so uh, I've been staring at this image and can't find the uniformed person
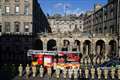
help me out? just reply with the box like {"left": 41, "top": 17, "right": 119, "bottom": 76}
{"left": 63, "top": 68, "right": 67, "bottom": 78}
{"left": 48, "top": 67, "right": 52, "bottom": 78}
{"left": 91, "top": 66, "right": 95, "bottom": 79}
{"left": 74, "top": 68, "right": 78, "bottom": 79}
{"left": 32, "top": 65, "right": 36, "bottom": 77}
{"left": 97, "top": 67, "right": 102, "bottom": 79}
{"left": 79, "top": 68, "right": 82, "bottom": 78}
{"left": 68, "top": 68, "right": 73, "bottom": 79}
{"left": 85, "top": 66, "right": 89, "bottom": 79}
{"left": 111, "top": 66, "right": 115, "bottom": 79}
{"left": 26, "top": 64, "right": 30, "bottom": 78}
{"left": 117, "top": 66, "right": 120, "bottom": 79}
{"left": 39, "top": 65, "right": 44, "bottom": 77}
{"left": 56, "top": 68, "right": 60, "bottom": 79}
{"left": 104, "top": 67, "right": 108, "bottom": 79}
{"left": 18, "top": 64, "right": 23, "bottom": 77}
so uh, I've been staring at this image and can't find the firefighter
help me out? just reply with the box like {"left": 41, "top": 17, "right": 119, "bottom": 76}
{"left": 91, "top": 66, "right": 95, "bottom": 79}
{"left": 97, "top": 67, "right": 102, "bottom": 79}
{"left": 104, "top": 67, "right": 108, "bottom": 79}
{"left": 111, "top": 66, "right": 115, "bottom": 79}
{"left": 18, "top": 64, "right": 23, "bottom": 77}
{"left": 32, "top": 65, "right": 36, "bottom": 77}
{"left": 26, "top": 64, "right": 30, "bottom": 78}
{"left": 85, "top": 66, "right": 89, "bottom": 79}
{"left": 39, "top": 65, "right": 44, "bottom": 77}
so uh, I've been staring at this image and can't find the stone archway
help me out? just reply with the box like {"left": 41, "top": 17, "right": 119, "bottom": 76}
{"left": 83, "top": 40, "right": 91, "bottom": 55}
{"left": 47, "top": 39, "right": 57, "bottom": 51}
{"left": 33, "top": 39, "right": 43, "bottom": 50}
{"left": 72, "top": 40, "right": 80, "bottom": 51}
{"left": 96, "top": 40, "right": 105, "bottom": 57}
{"left": 108, "top": 40, "right": 117, "bottom": 58}
{"left": 61, "top": 40, "right": 70, "bottom": 51}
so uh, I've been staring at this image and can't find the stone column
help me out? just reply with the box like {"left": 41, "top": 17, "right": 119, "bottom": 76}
{"left": 56, "top": 38, "right": 60, "bottom": 51}
{"left": 43, "top": 39, "right": 47, "bottom": 51}
{"left": 105, "top": 43, "right": 109, "bottom": 61}
{"left": 69, "top": 41, "right": 73, "bottom": 51}
{"left": 80, "top": 41, "right": 83, "bottom": 54}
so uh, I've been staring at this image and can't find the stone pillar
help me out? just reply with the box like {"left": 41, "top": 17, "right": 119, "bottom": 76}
{"left": 80, "top": 41, "right": 83, "bottom": 54}
{"left": 70, "top": 41, "right": 73, "bottom": 51}
{"left": 105, "top": 43, "right": 109, "bottom": 61}
{"left": 92, "top": 42, "right": 96, "bottom": 55}
{"left": 56, "top": 39, "right": 60, "bottom": 51}
{"left": 43, "top": 39, "right": 47, "bottom": 51}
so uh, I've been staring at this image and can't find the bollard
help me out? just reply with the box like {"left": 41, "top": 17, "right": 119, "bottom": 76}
{"left": 104, "top": 67, "right": 108, "bottom": 79}
{"left": 97, "top": 67, "right": 102, "bottom": 79}
{"left": 85, "top": 66, "right": 89, "bottom": 79}
{"left": 39, "top": 65, "right": 44, "bottom": 77}
{"left": 26, "top": 64, "right": 30, "bottom": 78}
{"left": 18, "top": 64, "right": 23, "bottom": 77}
{"left": 32, "top": 65, "right": 36, "bottom": 77}
{"left": 111, "top": 66, "right": 115, "bottom": 79}
{"left": 91, "top": 66, "right": 95, "bottom": 79}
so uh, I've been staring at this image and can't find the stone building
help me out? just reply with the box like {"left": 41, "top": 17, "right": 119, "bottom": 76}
{"left": 84, "top": 0, "right": 120, "bottom": 35}
{"left": 0, "top": 0, "right": 32, "bottom": 34}
{"left": 0, "top": 0, "right": 51, "bottom": 64}
{"left": 48, "top": 14, "right": 83, "bottom": 33}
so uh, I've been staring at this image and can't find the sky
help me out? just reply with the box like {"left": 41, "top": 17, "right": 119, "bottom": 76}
{"left": 38, "top": 0, "right": 107, "bottom": 16}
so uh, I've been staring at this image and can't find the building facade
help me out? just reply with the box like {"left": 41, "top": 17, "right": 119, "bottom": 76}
{"left": 48, "top": 15, "right": 83, "bottom": 33}
{"left": 0, "top": 0, "right": 51, "bottom": 64}
{"left": 33, "top": 0, "right": 51, "bottom": 34}
{"left": 0, "top": 0, "right": 33, "bottom": 34}
{"left": 84, "top": 0, "right": 120, "bottom": 35}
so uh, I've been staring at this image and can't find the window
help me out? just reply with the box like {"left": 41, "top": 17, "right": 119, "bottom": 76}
{"left": 24, "top": 5, "right": 29, "bottom": 15}
{"left": 5, "top": 6, "right": 10, "bottom": 14}
{"left": 24, "top": 22, "right": 29, "bottom": 32}
{"left": 14, "top": 22, "right": 20, "bottom": 32}
{"left": 15, "top": 5, "right": 19, "bottom": 14}
{"left": 5, "top": 22, "right": 10, "bottom": 32}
